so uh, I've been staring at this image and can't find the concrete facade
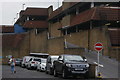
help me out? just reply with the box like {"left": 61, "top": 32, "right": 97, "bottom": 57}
{"left": 48, "top": 2, "right": 120, "bottom": 61}
{"left": 2, "top": 2, "right": 120, "bottom": 65}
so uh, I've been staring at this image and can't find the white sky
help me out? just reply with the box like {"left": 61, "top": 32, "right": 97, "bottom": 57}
{"left": 0, "top": 0, "right": 64, "bottom": 25}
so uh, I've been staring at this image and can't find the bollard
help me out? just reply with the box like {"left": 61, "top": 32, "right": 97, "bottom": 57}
{"left": 88, "top": 64, "right": 97, "bottom": 78}
{"left": 97, "top": 72, "right": 102, "bottom": 79}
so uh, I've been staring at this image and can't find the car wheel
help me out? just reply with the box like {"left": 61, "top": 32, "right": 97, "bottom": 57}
{"left": 49, "top": 68, "right": 53, "bottom": 75}
{"left": 21, "top": 64, "right": 24, "bottom": 68}
{"left": 53, "top": 68, "right": 58, "bottom": 77}
{"left": 40, "top": 67, "right": 42, "bottom": 72}
{"left": 37, "top": 68, "right": 39, "bottom": 71}
{"left": 45, "top": 70, "right": 48, "bottom": 74}
{"left": 84, "top": 71, "right": 89, "bottom": 79}
{"left": 62, "top": 69, "right": 67, "bottom": 79}
{"left": 27, "top": 65, "right": 29, "bottom": 69}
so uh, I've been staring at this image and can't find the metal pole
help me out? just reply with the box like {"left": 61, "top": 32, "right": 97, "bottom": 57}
{"left": 22, "top": 4, "right": 25, "bottom": 10}
{"left": 98, "top": 51, "right": 100, "bottom": 74}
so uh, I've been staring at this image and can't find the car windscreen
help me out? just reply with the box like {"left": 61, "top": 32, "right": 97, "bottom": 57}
{"left": 64, "top": 55, "right": 84, "bottom": 62}
{"left": 41, "top": 59, "right": 46, "bottom": 63}
{"left": 15, "top": 58, "right": 21, "bottom": 61}
{"left": 51, "top": 58, "right": 58, "bottom": 62}
{"left": 34, "top": 59, "right": 41, "bottom": 62}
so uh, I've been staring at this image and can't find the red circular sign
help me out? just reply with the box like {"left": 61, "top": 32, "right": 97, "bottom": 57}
{"left": 94, "top": 42, "right": 103, "bottom": 51}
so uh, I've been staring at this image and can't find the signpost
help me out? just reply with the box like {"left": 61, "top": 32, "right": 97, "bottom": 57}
{"left": 94, "top": 42, "right": 103, "bottom": 77}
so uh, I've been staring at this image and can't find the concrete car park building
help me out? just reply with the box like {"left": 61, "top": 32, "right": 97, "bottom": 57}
{"left": 1, "top": 1, "right": 120, "bottom": 64}
{"left": 47, "top": 2, "right": 120, "bottom": 60}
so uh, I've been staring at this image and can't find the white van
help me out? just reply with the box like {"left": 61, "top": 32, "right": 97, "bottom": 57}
{"left": 21, "top": 56, "right": 34, "bottom": 68}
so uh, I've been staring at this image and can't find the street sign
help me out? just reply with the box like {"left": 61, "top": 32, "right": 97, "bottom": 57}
{"left": 95, "top": 42, "right": 103, "bottom": 51}
{"left": 94, "top": 42, "right": 103, "bottom": 77}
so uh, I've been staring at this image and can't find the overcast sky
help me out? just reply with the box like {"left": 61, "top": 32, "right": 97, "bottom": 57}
{"left": 0, "top": 0, "right": 119, "bottom": 25}
{"left": 0, "top": 0, "right": 64, "bottom": 25}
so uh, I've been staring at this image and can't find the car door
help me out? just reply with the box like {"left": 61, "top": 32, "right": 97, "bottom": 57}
{"left": 28, "top": 58, "right": 32, "bottom": 68}
{"left": 57, "top": 55, "right": 64, "bottom": 73}
{"left": 46, "top": 57, "right": 51, "bottom": 71}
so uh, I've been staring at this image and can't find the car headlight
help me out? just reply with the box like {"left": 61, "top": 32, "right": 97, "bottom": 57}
{"left": 66, "top": 64, "right": 72, "bottom": 67}
{"left": 86, "top": 64, "right": 89, "bottom": 67}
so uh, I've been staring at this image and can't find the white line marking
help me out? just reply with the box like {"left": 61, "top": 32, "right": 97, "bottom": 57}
{"left": 95, "top": 46, "right": 103, "bottom": 48}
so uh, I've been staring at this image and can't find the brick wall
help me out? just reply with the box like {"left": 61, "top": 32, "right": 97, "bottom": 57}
{"left": 19, "top": 33, "right": 30, "bottom": 57}
{"left": 64, "top": 30, "right": 88, "bottom": 48}
{"left": 48, "top": 37, "right": 64, "bottom": 55}
{"left": 89, "top": 27, "right": 110, "bottom": 56}
{"left": 2, "top": 48, "right": 19, "bottom": 64}
{"left": 61, "top": 15, "right": 71, "bottom": 27}
{"left": 30, "top": 30, "right": 48, "bottom": 53}
{"left": 109, "top": 47, "right": 120, "bottom": 61}
{"left": 49, "top": 22, "right": 61, "bottom": 37}
{"left": 62, "top": 2, "right": 70, "bottom": 11}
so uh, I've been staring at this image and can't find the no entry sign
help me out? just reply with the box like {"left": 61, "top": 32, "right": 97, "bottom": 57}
{"left": 95, "top": 42, "right": 103, "bottom": 51}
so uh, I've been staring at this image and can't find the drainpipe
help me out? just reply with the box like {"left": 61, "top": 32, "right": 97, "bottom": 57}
{"left": 76, "top": 7, "right": 79, "bottom": 15}
{"left": 88, "top": 21, "right": 92, "bottom": 52}
{"left": 47, "top": 32, "right": 50, "bottom": 39}
{"left": 76, "top": 26, "right": 78, "bottom": 32}
{"left": 22, "top": 4, "right": 25, "bottom": 10}
{"left": 29, "top": 31, "right": 31, "bottom": 54}
{"left": 65, "top": 29, "right": 67, "bottom": 35}
{"left": 64, "top": 39, "right": 67, "bottom": 48}
{"left": 27, "top": 16, "right": 29, "bottom": 21}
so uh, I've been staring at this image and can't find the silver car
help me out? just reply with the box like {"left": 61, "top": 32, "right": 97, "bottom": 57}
{"left": 26, "top": 57, "right": 41, "bottom": 70}
{"left": 37, "top": 58, "right": 47, "bottom": 71}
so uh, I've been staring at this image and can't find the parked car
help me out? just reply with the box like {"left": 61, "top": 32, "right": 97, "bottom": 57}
{"left": 8, "top": 58, "right": 22, "bottom": 66}
{"left": 45, "top": 55, "right": 59, "bottom": 74}
{"left": 26, "top": 57, "right": 41, "bottom": 70}
{"left": 15, "top": 58, "right": 22, "bottom": 66}
{"left": 8, "top": 58, "right": 11, "bottom": 65}
{"left": 53, "top": 54, "right": 89, "bottom": 78}
{"left": 37, "top": 58, "right": 47, "bottom": 71}
{"left": 21, "top": 56, "right": 34, "bottom": 68}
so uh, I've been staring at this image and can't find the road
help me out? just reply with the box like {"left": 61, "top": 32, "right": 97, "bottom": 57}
{"left": 1, "top": 52, "right": 119, "bottom": 79}
{"left": 84, "top": 51, "right": 119, "bottom": 78}
{"left": 2, "top": 65, "right": 57, "bottom": 79}
{"left": 2, "top": 65, "right": 85, "bottom": 79}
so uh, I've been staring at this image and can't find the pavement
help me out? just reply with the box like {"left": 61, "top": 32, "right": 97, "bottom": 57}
{"left": 84, "top": 51, "right": 119, "bottom": 78}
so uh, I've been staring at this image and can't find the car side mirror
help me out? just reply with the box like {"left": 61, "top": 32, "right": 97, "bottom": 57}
{"left": 83, "top": 57, "right": 87, "bottom": 62}
{"left": 84, "top": 59, "right": 87, "bottom": 62}
{"left": 59, "top": 58, "right": 63, "bottom": 62}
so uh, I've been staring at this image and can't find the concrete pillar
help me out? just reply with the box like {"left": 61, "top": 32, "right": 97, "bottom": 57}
{"left": 76, "top": 7, "right": 79, "bottom": 15}
{"left": 91, "top": 2, "right": 94, "bottom": 8}
{"left": 65, "top": 29, "right": 67, "bottom": 35}
{"left": 27, "top": 16, "right": 29, "bottom": 21}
